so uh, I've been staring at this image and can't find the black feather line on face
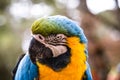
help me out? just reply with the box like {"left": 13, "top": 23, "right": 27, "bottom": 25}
{"left": 29, "top": 38, "right": 71, "bottom": 71}
{"left": 39, "top": 46, "right": 71, "bottom": 71}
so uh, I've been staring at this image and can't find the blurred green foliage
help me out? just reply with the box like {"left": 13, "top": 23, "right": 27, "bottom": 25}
{"left": 0, "top": 0, "right": 10, "bottom": 11}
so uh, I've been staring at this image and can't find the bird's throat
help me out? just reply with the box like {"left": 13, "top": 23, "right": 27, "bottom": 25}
{"left": 37, "top": 37, "right": 87, "bottom": 80}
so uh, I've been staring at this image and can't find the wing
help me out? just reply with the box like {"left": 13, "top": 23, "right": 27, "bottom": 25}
{"left": 12, "top": 53, "right": 25, "bottom": 79}
{"left": 83, "top": 62, "right": 93, "bottom": 80}
{"left": 12, "top": 53, "right": 38, "bottom": 80}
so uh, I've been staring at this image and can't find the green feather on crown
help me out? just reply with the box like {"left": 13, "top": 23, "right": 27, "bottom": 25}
{"left": 31, "top": 17, "right": 68, "bottom": 36}
{"left": 31, "top": 15, "right": 87, "bottom": 43}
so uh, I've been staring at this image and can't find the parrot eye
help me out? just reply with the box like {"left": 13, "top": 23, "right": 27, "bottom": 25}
{"left": 56, "top": 34, "right": 67, "bottom": 41}
{"left": 56, "top": 35, "right": 62, "bottom": 39}
{"left": 45, "top": 34, "right": 67, "bottom": 45}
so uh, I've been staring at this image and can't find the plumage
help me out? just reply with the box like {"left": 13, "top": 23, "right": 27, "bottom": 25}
{"left": 13, "top": 15, "right": 92, "bottom": 80}
{"left": 37, "top": 37, "right": 87, "bottom": 80}
{"left": 13, "top": 53, "right": 38, "bottom": 80}
{"left": 31, "top": 15, "right": 87, "bottom": 43}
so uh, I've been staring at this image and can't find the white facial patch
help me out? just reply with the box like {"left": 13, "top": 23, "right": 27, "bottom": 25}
{"left": 32, "top": 34, "right": 68, "bottom": 57}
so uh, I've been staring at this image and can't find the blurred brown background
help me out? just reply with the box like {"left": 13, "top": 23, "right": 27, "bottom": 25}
{"left": 0, "top": 0, "right": 120, "bottom": 80}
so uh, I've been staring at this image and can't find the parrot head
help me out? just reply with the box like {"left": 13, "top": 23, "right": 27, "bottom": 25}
{"left": 29, "top": 15, "right": 88, "bottom": 71}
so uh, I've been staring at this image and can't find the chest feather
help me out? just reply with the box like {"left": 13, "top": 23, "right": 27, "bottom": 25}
{"left": 37, "top": 37, "right": 87, "bottom": 80}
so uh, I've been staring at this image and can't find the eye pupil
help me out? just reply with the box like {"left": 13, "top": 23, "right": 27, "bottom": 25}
{"left": 57, "top": 36, "right": 61, "bottom": 39}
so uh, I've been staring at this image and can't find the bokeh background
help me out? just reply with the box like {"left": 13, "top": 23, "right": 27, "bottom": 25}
{"left": 0, "top": 0, "right": 120, "bottom": 80}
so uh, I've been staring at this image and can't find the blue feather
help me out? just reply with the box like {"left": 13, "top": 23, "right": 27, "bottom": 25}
{"left": 48, "top": 15, "right": 88, "bottom": 43}
{"left": 85, "top": 62, "right": 93, "bottom": 80}
{"left": 14, "top": 53, "right": 38, "bottom": 80}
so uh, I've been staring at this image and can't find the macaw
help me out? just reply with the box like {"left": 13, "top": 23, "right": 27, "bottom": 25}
{"left": 12, "top": 15, "right": 92, "bottom": 80}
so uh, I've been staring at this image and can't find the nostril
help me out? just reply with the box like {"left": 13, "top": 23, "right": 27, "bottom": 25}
{"left": 33, "top": 34, "right": 45, "bottom": 42}
{"left": 38, "top": 35, "right": 43, "bottom": 40}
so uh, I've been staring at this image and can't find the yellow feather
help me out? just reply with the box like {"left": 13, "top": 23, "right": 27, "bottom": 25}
{"left": 37, "top": 37, "right": 87, "bottom": 80}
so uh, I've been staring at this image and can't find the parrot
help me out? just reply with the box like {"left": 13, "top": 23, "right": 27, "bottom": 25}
{"left": 12, "top": 15, "right": 92, "bottom": 80}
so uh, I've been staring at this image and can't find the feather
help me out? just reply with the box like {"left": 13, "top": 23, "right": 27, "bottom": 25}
{"left": 14, "top": 53, "right": 38, "bottom": 80}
